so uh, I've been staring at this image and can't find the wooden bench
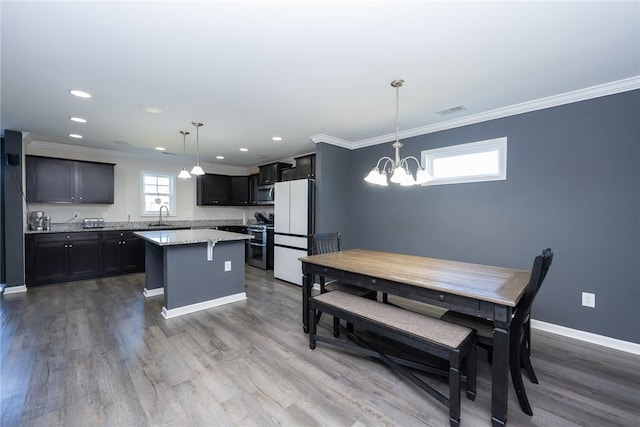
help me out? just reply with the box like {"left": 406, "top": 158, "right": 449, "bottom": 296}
{"left": 309, "top": 290, "right": 476, "bottom": 427}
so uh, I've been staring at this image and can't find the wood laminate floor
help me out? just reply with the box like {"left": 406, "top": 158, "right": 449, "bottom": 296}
{"left": 2, "top": 267, "right": 639, "bottom": 427}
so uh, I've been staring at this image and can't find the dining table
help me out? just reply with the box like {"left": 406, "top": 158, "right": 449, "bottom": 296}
{"left": 299, "top": 249, "right": 531, "bottom": 427}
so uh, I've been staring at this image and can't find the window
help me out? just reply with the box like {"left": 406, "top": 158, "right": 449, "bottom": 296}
{"left": 140, "top": 171, "right": 176, "bottom": 216}
{"left": 421, "top": 137, "right": 507, "bottom": 186}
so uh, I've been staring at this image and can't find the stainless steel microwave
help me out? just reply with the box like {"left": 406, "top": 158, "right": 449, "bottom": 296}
{"left": 256, "top": 184, "right": 275, "bottom": 205}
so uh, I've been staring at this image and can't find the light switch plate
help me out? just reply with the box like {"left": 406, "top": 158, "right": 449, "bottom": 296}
{"left": 582, "top": 292, "right": 595, "bottom": 308}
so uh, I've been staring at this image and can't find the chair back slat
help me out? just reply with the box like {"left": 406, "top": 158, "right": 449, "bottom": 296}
{"left": 312, "top": 233, "right": 342, "bottom": 255}
{"left": 512, "top": 248, "right": 554, "bottom": 330}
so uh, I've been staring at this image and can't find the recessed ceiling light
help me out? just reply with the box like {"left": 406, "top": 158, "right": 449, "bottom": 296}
{"left": 139, "top": 105, "right": 163, "bottom": 114}
{"left": 240, "top": 148, "right": 248, "bottom": 152}
{"left": 272, "top": 136, "right": 282, "bottom": 141}
{"left": 216, "top": 156, "right": 224, "bottom": 160}
{"left": 69, "top": 133, "right": 83, "bottom": 139}
{"left": 155, "top": 147, "right": 166, "bottom": 151}
{"left": 69, "top": 117, "right": 87, "bottom": 123}
{"left": 69, "top": 89, "right": 91, "bottom": 98}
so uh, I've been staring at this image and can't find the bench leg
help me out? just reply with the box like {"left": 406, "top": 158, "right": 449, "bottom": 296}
{"left": 465, "top": 345, "right": 476, "bottom": 401}
{"left": 449, "top": 358, "right": 461, "bottom": 426}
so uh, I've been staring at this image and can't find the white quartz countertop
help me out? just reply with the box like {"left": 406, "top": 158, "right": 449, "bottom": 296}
{"left": 134, "top": 229, "right": 252, "bottom": 246}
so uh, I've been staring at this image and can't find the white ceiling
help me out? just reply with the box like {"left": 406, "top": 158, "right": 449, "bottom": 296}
{"left": 2, "top": 1, "right": 639, "bottom": 168}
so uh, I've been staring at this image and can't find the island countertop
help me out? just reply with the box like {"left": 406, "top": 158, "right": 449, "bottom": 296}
{"left": 134, "top": 229, "right": 252, "bottom": 246}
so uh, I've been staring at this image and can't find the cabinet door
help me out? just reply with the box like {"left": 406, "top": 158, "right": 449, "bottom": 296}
{"left": 77, "top": 162, "right": 114, "bottom": 203}
{"left": 229, "top": 176, "right": 249, "bottom": 205}
{"left": 120, "top": 236, "right": 143, "bottom": 273}
{"left": 249, "top": 174, "right": 259, "bottom": 205}
{"left": 30, "top": 241, "right": 67, "bottom": 283}
{"left": 101, "top": 238, "right": 122, "bottom": 275}
{"left": 197, "top": 174, "right": 230, "bottom": 205}
{"left": 26, "top": 156, "right": 76, "bottom": 203}
{"left": 295, "top": 155, "right": 315, "bottom": 179}
{"left": 67, "top": 239, "right": 101, "bottom": 280}
{"left": 258, "top": 164, "right": 276, "bottom": 185}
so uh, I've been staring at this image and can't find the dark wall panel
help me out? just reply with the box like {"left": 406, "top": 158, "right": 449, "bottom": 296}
{"left": 338, "top": 90, "right": 639, "bottom": 343}
{"left": 1, "top": 130, "right": 25, "bottom": 287}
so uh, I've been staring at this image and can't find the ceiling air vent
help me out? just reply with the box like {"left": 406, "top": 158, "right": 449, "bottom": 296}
{"left": 435, "top": 105, "right": 467, "bottom": 116}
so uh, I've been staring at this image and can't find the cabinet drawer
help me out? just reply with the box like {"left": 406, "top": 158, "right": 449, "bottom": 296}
{"left": 31, "top": 232, "right": 100, "bottom": 243}
{"left": 102, "top": 230, "right": 136, "bottom": 239}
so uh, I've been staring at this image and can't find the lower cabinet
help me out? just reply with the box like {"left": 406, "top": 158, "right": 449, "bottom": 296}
{"left": 25, "top": 230, "right": 145, "bottom": 286}
{"left": 101, "top": 231, "right": 144, "bottom": 275}
{"left": 26, "top": 232, "right": 101, "bottom": 285}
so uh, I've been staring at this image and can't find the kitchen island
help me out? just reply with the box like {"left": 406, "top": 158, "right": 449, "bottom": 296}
{"left": 134, "top": 229, "right": 252, "bottom": 319}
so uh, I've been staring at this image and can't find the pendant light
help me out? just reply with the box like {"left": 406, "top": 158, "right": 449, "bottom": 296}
{"left": 364, "top": 79, "right": 430, "bottom": 186}
{"left": 190, "top": 121, "right": 205, "bottom": 175}
{"left": 178, "top": 130, "right": 191, "bottom": 179}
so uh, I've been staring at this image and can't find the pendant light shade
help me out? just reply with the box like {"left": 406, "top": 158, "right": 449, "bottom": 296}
{"left": 178, "top": 130, "right": 191, "bottom": 179}
{"left": 190, "top": 121, "right": 205, "bottom": 175}
{"left": 364, "top": 79, "right": 431, "bottom": 187}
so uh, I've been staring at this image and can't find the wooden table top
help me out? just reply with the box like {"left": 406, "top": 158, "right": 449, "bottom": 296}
{"left": 299, "top": 249, "right": 531, "bottom": 307}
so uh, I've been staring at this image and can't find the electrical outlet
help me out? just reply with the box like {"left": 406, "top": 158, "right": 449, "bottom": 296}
{"left": 582, "top": 292, "right": 596, "bottom": 308}
{"left": 224, "top": 261, "right": 231, "bottom": 272}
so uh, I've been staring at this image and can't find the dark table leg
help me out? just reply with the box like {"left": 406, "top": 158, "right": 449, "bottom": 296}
{"left": 302, "top": 272, "right": 311, "bottom": 333}
{"left": 491, "top": 306, "right": 512, "bottom": 426}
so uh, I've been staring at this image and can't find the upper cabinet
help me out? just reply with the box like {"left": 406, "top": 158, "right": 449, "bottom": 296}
{"left": 295, "top": 154, "right": 315, "bottom": 179}
{"left": 258, "top": 162, "right": 291, "bottom": 186}
{"left": 196, "top": 173, "right": 230, "bottom": 205}
{"left": 26, "top": 155, "right": 115, "bottom": 204}
{"left": 229, "top": 175, "right": 250, "bottom": 206}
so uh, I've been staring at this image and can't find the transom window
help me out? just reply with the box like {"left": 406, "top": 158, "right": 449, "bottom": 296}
{"left": 140, "top": 171, "right": 175, "bottom": 216}
{"left": 421, "top": 137, "right": 507, "bottom": 186}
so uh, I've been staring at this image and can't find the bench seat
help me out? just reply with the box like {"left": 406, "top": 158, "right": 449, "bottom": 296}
{"left": 309, "top": 290, "right": 476, "bottom": 426}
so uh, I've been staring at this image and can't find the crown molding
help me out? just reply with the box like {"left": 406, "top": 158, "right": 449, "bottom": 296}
{"left": 309, "top": 134, "right": 353, "bottom": 149}
{"left": 322, "top": 76, "right": 640, "bottom": 150}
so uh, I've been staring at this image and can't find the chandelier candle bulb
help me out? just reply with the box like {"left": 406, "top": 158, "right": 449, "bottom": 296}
{"left": 364, "top": 79, "right": 431, "bottom": 187}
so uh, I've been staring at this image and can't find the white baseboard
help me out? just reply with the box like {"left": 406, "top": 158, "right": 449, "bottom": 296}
{"left": 161, "top": 292, "right": 247, "bottom": 319}
{"left": 531, "top": 319, "right": 640, "bottom": 356}
{"left": 3, "top": 285, "right": 28, "bottom": 295}
{"left": 143, "top": 287, "right": 164, "bottom": 297}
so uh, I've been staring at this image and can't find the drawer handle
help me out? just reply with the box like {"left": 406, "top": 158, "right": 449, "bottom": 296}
{"left": 439, "top": 294, "right": 446, "bottom": 301}
{"left": 371, "top": 279, "right": 377, "bottom": 284}
{"left": 66, "top": 235, "right": 71, "bottom": 239}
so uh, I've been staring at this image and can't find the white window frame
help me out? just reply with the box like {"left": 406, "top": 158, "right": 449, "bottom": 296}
{"left": 140, "top": 171, "right": 176, "bottom": 216}
{"left": 421, "top": 137, "right": 507, "bottom": 186}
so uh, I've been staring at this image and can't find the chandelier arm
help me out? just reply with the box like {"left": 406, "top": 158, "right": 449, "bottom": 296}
{"left": 400, "top": 156, "right": 423, "bottom": 168}
{"left": 375, "top": 156, "right": 395, "bottom": 171}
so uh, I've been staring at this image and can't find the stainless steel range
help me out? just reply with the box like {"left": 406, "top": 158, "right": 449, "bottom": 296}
{"left": 246, "top": 223, "right": 274, "bottom": 269}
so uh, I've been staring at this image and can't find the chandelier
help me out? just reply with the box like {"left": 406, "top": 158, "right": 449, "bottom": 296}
{"left": 364, "top": 79, "right": 430, "bottom": 186}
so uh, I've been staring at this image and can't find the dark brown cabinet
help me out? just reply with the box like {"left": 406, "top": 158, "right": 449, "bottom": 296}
{"left": 258, "top": 162, "right": 291, "bottom": 186}
{"left": 249, "top": 174, "right": 259, "bottom": 205}
{"left": 281, "top": 167, "right": 297, "bottom": 182}
{"left": 295, "top": 154, "right": 315, "bottom": 179}
{"left": 26, "top": 155, "right": 115, "bottom": 204}
{"left": 229, "top": 175, "right": 250, "bottom": 206}
{"left": 101, "top": 231, "right": 144, "bottom": 275}
{"left": 196, "top": 174, "right": 230, "bottom": 205}
{"left": 25, "top": 232, "right": 101, "bottom": 285}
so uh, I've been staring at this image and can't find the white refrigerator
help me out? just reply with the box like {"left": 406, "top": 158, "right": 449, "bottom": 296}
{"left": 273, "top": 179, "right": 314, "bottom": 286}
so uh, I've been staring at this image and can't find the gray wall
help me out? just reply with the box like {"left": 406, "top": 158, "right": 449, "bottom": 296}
{"left": 317, "top": 90, "right": 640, "bottom": 344}
{"left": 1, "top": 130, "right": 25, "bottom": 287}
{"left": 315, "top": 142, "right": 354, "bottom": 248}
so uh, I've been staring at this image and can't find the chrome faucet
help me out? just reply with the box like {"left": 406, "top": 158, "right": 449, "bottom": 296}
{"left": 158, "top": 205, "right": 169, "bottom": 225}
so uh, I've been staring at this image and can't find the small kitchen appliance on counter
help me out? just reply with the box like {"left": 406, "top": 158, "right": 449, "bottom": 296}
{"left": 83, "top": 218, "right": 105, "bottom": 229}
{"left": 29, "top": 211, "right": 45, "bottom": 231}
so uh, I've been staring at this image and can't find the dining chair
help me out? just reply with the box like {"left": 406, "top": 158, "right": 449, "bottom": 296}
{"left": 312, "top": 233, "right": 378, "bottom": 335}
{"left": 440, "top": 248, "right": 553, "bottom": 416}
